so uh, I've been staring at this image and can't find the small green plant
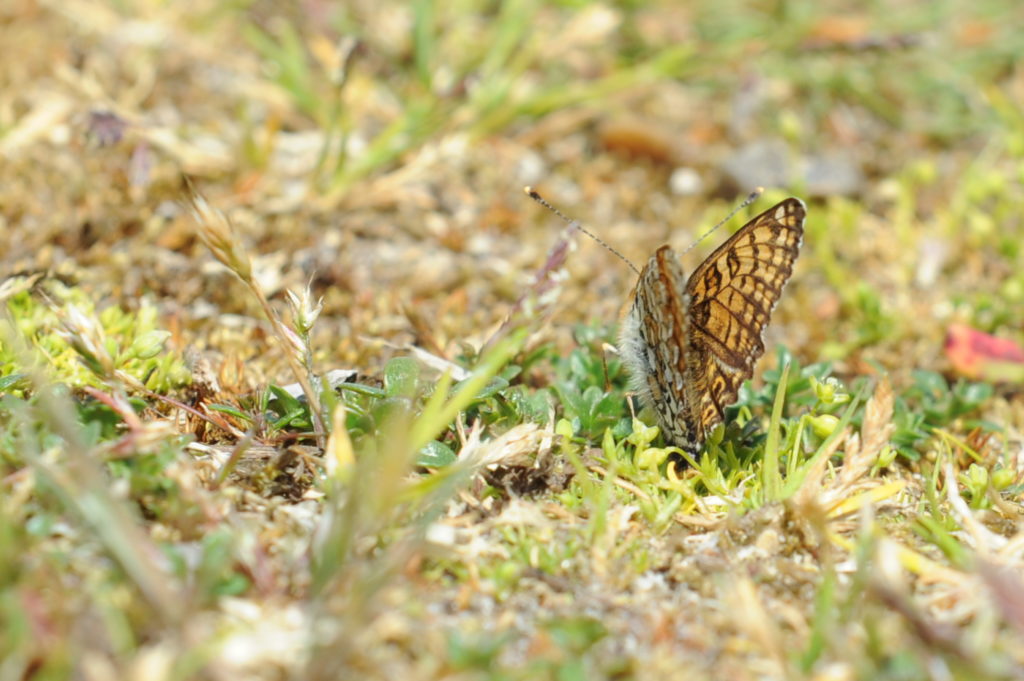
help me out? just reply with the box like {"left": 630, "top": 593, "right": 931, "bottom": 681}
{"left": 548, "top": 326, "right": 632, "bottom": 442}
{"left": 445, "top": 630, "right": 510, "bottom": 674}
{"left": 891, "top": 370, "right": 993, "bottom": 459}
{"left": 2, "top": 284, "right": 190, "bottom": 393}
{"left": 957, "top": 462, "right": 1015, "bottom": 510}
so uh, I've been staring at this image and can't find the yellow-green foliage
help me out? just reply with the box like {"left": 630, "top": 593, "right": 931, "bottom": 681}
{"left": 2, "top": 282, "right": 190, "bottom": 393}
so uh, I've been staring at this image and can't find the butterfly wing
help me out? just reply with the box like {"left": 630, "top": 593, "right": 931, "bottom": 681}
{"left": 682, "top": 198, "right": 805, "bottom": 445}
{"left": 618, "top": 246, "right": 696, "bottom": 449}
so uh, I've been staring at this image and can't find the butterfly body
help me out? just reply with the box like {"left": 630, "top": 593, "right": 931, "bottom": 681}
{"left": 618, "top": 198, "right": 805, "bottom": 454}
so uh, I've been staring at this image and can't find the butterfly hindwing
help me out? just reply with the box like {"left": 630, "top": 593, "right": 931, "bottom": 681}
{"left": 621, "top": 246, "right": 695, "bottom": 448}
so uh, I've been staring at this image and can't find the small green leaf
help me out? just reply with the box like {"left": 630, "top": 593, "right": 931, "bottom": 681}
{"left": 452, "top": 375, "right": 508, "bottom": 401}
{"left": 0, "top": 374, "right": 27, "bottom": 392}
{"left": 542, "top": 615, "right": 607, "bottom": 652}
{"left": 268, "top": 384, "right": 303, "bottom": 411}
{"left": 416, "top": 440, "right": 456, "bottom": 467}
{"left": 127, "top": 330, "right": 171, "bottom": 360}
{"left": 337, "top": 382, "right": 387, "bottom": 399}
{"left": 384, "top": 357, "right": 420, "bottom": 398}
{"left": 911, "top": 370, "right": 948, "bottom": 398}
{"left": 956, "top": 381, "right": 993, "bottom": 408}
{"left": 206, "top": 403, "right": 251, "bottom": 422}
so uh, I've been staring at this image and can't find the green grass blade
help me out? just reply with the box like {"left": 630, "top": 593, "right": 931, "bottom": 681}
{"left": 761, "top": 362, "right": 790, "bottom": 502}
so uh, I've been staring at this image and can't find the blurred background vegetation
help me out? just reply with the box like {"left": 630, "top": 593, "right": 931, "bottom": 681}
{"left": 2, "top": 1, "right": 1024, "bottom": 679}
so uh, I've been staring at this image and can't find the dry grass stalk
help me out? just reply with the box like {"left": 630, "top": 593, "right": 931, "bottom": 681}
{"left": 186, "top": 185, "right": 327, "bottom": 447}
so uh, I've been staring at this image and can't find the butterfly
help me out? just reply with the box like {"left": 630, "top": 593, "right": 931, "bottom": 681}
{"left": 618, "top": 198, "right": 805, "bottom": 454}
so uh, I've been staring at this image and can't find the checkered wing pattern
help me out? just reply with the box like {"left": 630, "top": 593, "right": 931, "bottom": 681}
{"left": 620, "top": 198, "right": 805, "bottom": 453}
{"left": 682, "top": 198, "right": 805, "bottom": 448}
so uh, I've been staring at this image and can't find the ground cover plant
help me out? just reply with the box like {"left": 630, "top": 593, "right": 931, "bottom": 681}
{"left": 2, "top": 1, "right": 1024, "bottom": 679}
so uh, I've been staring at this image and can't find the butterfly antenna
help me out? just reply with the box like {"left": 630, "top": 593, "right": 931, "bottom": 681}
{"left": 525, "top": 187, "right": 640, "bottom": 275}
{"left": 680, "top": 187, "right": 764, "bottom": 256}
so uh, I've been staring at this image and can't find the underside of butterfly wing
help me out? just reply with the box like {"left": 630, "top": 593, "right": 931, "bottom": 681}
{"left": 619, "top": 246, "right": 702, "bottom": 453}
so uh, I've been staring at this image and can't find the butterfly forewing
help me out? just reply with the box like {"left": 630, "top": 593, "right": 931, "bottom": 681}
{"left": 683, "top": 198, "right": 805, "bottom": 444}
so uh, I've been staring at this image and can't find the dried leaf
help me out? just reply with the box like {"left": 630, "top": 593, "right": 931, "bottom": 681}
{"left": 944, "top": 323, "right": 1024, "bottom": 383}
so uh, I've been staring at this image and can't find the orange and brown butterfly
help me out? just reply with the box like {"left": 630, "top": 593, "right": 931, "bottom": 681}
{"left": 617, "top": 197, "right": 805, "bottom": 454}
